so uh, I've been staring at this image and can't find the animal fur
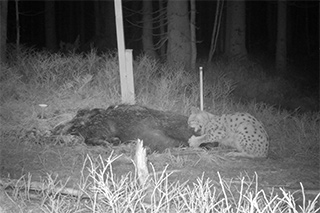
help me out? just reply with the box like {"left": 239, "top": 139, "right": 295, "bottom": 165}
{"left": 53, "top": 104, "right": 193, "bottom": 152}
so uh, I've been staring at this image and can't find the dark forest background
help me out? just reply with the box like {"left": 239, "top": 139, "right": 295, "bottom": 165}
{"left": 1, "top": 0, "right": 319, "bottom": 101}
{"left": 5, "top": 1, "right": 318, "bottom": 59}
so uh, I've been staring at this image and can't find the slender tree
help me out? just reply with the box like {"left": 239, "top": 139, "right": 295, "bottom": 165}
{"left": 166, "top": 0, "right": 191, "bottom": 68}
{"left": 267, "top": 2, "right": 277, "bottom": 54}
{"left": 142, "top": 0, "right": 158, "bottom": 59}
{"left": 15, "top": 0, "right": 20, "bottom": 47}
{"left": 94, "top": 1, "right": 100, "bottom": 36}
{"left": 0, "top": 0, "right": 8, "bottom": 63}
{"left": 45, "top": 0, "right": 57, "bottom": 51}
{"left": 89, "top": 1, "right": 116, "bottom": 51}
{"left": 79, "top": 1, "right": 85, "bottom": 44}
{"left": 67, "top": 2, "right": 74, "bottom": 42}
{"left": 276, "top": 0, "right": 287, "bottom": 74}
{"left": 105, "top": 1, "right": 116, "bottom": 49}
{"left": 158, "top": 0, "right": 166, "bottom": 60}
{"left": 225, "top": 0, "right": 247, "bottom": 58}
{"left": 208, "top": 0, "right": 224, "bottom": 63}
{"left": 190, "top": 0, "right": 197, "bottom": 70}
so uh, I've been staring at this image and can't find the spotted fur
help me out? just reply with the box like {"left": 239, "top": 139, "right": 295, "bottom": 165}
{"left": 188, "top": 107, "right": 269, "bottom": 158}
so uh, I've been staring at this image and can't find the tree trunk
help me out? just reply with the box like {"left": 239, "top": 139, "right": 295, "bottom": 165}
{"left": 68, "top": 2, "right": 74, "bottom": 42}
{"left": 142, "top": 0, "right": 158, "bottom": 59}
{"left": 94, "top": 1, "right": 100, "bottom": 36}
{"left": 15, "top": 0, "right": 20, "bottom": 47}
{"left": 190, "top": 0, "right": 197, "bottom": 70}
{"left": 104, "top": 1, "right": 116, "bottom": 49}
{"left": 90, "top": 1, "right": 116, "bottom": 51}
{"left": 267, "top": 2, "right": 277, "bottom": 53}
{"left": 0, "top": 0, "right": 8, "bottom": 63}
{"left": 276, "top": 0, "right": 287, "bottom": 74}
{"left": 167, "top": 0, "right": 191, "bottom": 68}
{"left": 218, "top": 5, "right": 226, "bottom": 55}
{"left": 45, "top": 0, "right": 57, "bottom": 51}
{"left": 208, "top": 0, "right": 224, "bottom": 63}
{"left": 225, "top": 0, "right": 247, "bottom": 59}
{"left": 158, "top": 0, "right": 166, "bottom": 60}
{"left": 80, "top": 1, "right": 85, "bottom": 44}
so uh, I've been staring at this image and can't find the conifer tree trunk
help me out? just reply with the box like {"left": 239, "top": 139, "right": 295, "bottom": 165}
{"left": 0, "top": 0, "right": 8, "bottom": 63}
{"left": 67, "top": 2, "right": 74, "bottom": 42}
{"left": 158, "top": 0, "right": 166, "bottom": 60}
{"left": 225, "top": 0, "right": 247, "bottom": 58}
{"left": 190, "top": 0, "right": 197, "bottom": 70}
{"left": 94, "top": 1, "right": 100, "bottom": 36}
{"left": 45, "top": 0, "right": 57, "bottom": 51}
{"left": 142, "top": 0, "right": 158, "bottom": 59}
{"left": 276, "top": 0, "right": 287, "bottom": 74}
{"left": 167, "top": 0, "right": 191, "bottom": 68}
{"left": 103, "top": 1, "right": 116, "bottom": 47}
{"left": 267, "top": 2, "right": 277, "bottom": 53}
{"left": 79, "top": 1, "right": 85, "bottom": 44}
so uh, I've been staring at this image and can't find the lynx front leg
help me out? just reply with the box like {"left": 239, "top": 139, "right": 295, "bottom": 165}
{"left": 188, "top": 134, "right": 208, "bottom": 147}
{"left": 225, "top": 151, "right": 267, "bottom": 159}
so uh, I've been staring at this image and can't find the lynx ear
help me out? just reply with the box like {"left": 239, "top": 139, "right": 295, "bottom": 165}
{"left": 190, "top": 106, "right": 201, "bottom": 114}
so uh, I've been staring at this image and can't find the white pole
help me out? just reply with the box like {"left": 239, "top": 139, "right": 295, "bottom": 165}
{"left": 125, "top": 49, "right": 135, "bottom": 104}
{"left": 199, "top": 67, "right": 203, "bottom": 111}
{"left": 114, "top": 0, "right": 131, "bottom": 103}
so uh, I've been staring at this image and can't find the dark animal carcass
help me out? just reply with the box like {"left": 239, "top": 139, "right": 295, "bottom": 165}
{"left": 53, "top": 104, "right": 193, "bottom": 152}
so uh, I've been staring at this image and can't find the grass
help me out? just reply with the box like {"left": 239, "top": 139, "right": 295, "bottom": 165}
{"left": 0, "top": 47, "right": 319, "bottom": 212}
{"left": 1, "top": 153, "right": 319, "bottom": 213}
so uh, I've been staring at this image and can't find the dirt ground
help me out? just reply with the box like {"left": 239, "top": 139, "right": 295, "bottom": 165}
{"left": 1, "top": 134, "right": 319, "bottom": 212}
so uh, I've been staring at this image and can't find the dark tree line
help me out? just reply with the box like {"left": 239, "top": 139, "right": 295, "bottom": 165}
{"left": 1, "top": 0, "right": 318, "bottom": 75}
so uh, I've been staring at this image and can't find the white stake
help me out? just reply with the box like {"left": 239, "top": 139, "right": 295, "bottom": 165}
{"left": 115, "top": 0, "right": 135, "bottom": 104}
{"left": 199, "top": 67, "right": 203, "bottom": 111}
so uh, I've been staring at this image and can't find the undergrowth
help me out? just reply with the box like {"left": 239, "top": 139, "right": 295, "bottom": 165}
{"left": 0, "top": 48, "right": 319, "bottom": 212}
{"left": 0, "top": 48, "right": 319, "bottom": 157}
{"left": 2, "top": 153, "right": 319, "bottom": 213}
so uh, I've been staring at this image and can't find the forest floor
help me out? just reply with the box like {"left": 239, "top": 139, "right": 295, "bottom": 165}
{"left": 0, "top": 52, "right": 319, "bottom": 212}
{"left": 1, "top": 136, "right": 319, "bottom": 212}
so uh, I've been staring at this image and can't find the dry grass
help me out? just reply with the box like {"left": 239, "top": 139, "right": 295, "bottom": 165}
{"left": 1, "top": 153, "right": 319, "bottom": 213}
{"left": 0, "top": 49, "right": 319, "bottom": 212}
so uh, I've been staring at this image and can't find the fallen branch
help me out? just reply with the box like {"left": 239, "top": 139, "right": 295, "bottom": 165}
{"left": 0, "top": 177, "right": 85, "bottom": 198}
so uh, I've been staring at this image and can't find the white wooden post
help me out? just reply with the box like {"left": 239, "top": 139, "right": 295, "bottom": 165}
{"left": 199, "top": 67, "right": 203, "bottom": 110}
{"left": 114, "top": 0, "right": 135, "bottom": 104}
{"left": 125, "top": 49, "right": 135, "bottom": 103}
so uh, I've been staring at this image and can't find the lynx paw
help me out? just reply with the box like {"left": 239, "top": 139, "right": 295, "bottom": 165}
{"left": 188, "top": 135, "right": 202, "bottom": 147}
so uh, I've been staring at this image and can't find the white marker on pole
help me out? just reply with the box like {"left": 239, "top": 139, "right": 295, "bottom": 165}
{"left": 199, "top": 67, "right": 203, "bottom": 111}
